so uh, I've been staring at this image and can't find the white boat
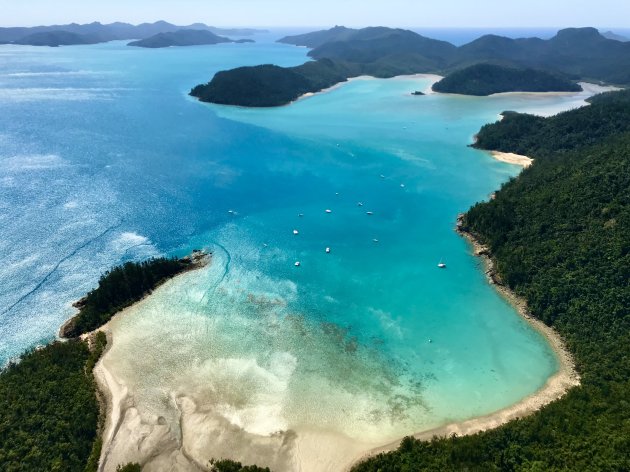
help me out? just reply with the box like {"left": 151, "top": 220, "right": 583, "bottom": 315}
{"left": 357, "top": 202, "right": 364, "bottom": 207}
{"left": 400, "top": 184, "right": 405, "bottom": 188}
{"left": 437, "top": 260, "right": 446, "bottom": 269}
{"left": 373, "top": 238, "right": 379, "bottom": 243}
{"left": 298, "top": 213, "right": 304, "bottom": 217}
{"left": 366, "top": 211, "right": 374, "bottom": 215}
{"left": 294, "top": 261, "right": 301, "bottom": 267}
{"left": 293, "top": 229, "right": 299, "bottom": 235}
{"left": 325, "top": 247, "right": 331, "bottom": 253}
{"left": 325, "top": 209, "right": 332, "bottom": 213}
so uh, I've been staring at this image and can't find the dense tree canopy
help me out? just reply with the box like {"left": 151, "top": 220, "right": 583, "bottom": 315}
{"left": 190, "top": 59, "right": 355, "bottom": 107}
{"left": 0, "top": 337, "right": 105, "bottom": 472}
{"left": 432, "top": 64, "right": 581, "bottom": 96}
{"left": 474, "top": 89, "right": 630, "bottom": 156}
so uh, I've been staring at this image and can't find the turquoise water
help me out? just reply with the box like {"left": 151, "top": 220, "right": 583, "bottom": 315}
{"left": 0, "top": 36, "right": 594, "bottom": 451}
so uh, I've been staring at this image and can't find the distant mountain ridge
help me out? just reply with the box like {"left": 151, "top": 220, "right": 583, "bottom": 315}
{"left": 193, "top": 26, "right": 629, "bottom": 107}
{"left": 602, "top": 30, "right": 629, "bottom": 42}
{"left": 128, "top": 30, "right": 254, "bottom": 48}
{"left": 280, "top": 26, "right": 630, "bottom": 84}
{"left": 0, "top": 21, "right": 266, "bottom": 46}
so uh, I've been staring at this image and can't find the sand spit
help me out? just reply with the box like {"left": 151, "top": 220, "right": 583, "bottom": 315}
{"left": 94, "top": 322, "right": 380, "bottom": 471}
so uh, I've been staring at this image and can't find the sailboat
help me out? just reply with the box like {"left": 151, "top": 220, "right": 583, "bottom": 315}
{"left": 437, "top": 259, "right": 446, "bottom": 269}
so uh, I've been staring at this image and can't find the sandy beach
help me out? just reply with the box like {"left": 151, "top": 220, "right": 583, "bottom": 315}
{"left": 91, "top": 234, "right": 580, "bottom": 472}
{"left": 489, "top": 151, "right": 534, "bottom": 167}
{"left": 294, "top": 73, "right": 443, "bottom": 104}
{"left": 348, "top": 224, "right": 581, "bottom": 468}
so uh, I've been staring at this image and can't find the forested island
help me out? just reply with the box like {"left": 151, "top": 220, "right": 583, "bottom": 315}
{"left": 128, "top": 30, "right": 254, "bottom": 48}
{"left": 432, "top": 64, "right": 582, "bottom": 95}
{"left": 353, "top": 90, "right": 630, "bottom": 471}
{"left": 190, "top": 59, "right": 354, "bottom": 106}
{"left": 0, "top": 21, "right": 264, "bottom": 47}
{"left": 191, "top": 26, "right": 630, "bottom": 107}
{"left": 12, "top": 31, "right": 104, "bottom": 47}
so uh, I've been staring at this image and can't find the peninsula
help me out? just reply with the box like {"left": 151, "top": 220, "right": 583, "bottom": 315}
{"left": 0, "top": 252, "right": 212, "bottom": 471}
{"left": 191, "top": 26, "right": 630, "bottom": 107}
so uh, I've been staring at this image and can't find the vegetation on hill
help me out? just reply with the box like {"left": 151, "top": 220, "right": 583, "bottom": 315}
{"left": 196, "top": 26, "right": 630, "bottom": 107}
{"left": 62, "top": 256, "right": 202, "bottom": 338}
{"left": 474, "top": 89, "right": 630, "bottom": 156}
{"left": 278, "top": 25, "right": 359, "bottom": 48}
{"left": 190, "top": 59, "right": 355, "bottom": 107}
{"left": 354, "top": 90, "right": 630, "bottom": 471}
{"left": 432, "top": 64, "right": 582, "bottom": 95}
{"left": 210, "top": 459, "right": 271, "bottom": 472}
{"left": 0, "top": 336, "right": 106, "bottom": 472}
{"left": 128, "top": 29, "right": 252, "bottom": 48}
{"left": 116, "top": 463, "right": 142, "bottom": 472}
{"left": 0, "top": 22, "right": 264, "bottom": 46}
{"left": 13, "top": 31, "right": 103, "bottom": 47}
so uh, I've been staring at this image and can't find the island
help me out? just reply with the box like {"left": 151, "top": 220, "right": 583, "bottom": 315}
{"left": 191, "top": 26, "right": 630, "bottom": 107}
{"left": 128, "top": 29, "right": 254, "bottom": 48}
{"left": 353, "top": 89, "right": 630, "bottom": 471}
{"left": 13, "top": 30, "right": 104, "bottom": 47}
{"left": 432, "top": 64, "right": 582, "bottom": 95}
{"left": 0, "top": 21, "right": 265, "bottom": 47}
{"left": 190, "top": 59, "right": 354, "bottom": 107}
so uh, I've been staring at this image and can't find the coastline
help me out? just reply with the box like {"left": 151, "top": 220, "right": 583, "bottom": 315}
{"left": 91, "top": 79, "right": 586, "bottom": 472}
{"left": 293, "top": 73, "right": 443, "bottom": 104}
{"left": 72, "top": 252, "right": 211, "bottom": 471}
{"left": 92, "top": 235, "right": 581, "bottom": 472}
{"left": 347, "top": 219, "right": 581, "bottom": 470}
{"left": 489, "top": 150, "right": 533, "bottom": 168}
{"left": 58, "top": 251, "right": 209, "bottom": 340}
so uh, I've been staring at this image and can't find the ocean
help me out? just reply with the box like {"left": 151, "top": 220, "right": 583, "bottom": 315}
{"left": 0, "top": 30, "right": 602, "bottom": 467}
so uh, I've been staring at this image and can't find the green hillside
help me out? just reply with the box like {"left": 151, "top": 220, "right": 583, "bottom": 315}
{"left": 194, "top": 27, "right": 630, "bottom": 107}
{"left": 432, "top": 64, "right": 582, "bottom": 96}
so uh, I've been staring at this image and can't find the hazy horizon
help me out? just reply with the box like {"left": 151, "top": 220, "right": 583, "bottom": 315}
{"left": 1, "top": 0, "right": 629, "bottom": 29}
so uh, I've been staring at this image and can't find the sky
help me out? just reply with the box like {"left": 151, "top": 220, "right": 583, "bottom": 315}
{"left": 1, "top": 0, "right": 629, "bottom": 28}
